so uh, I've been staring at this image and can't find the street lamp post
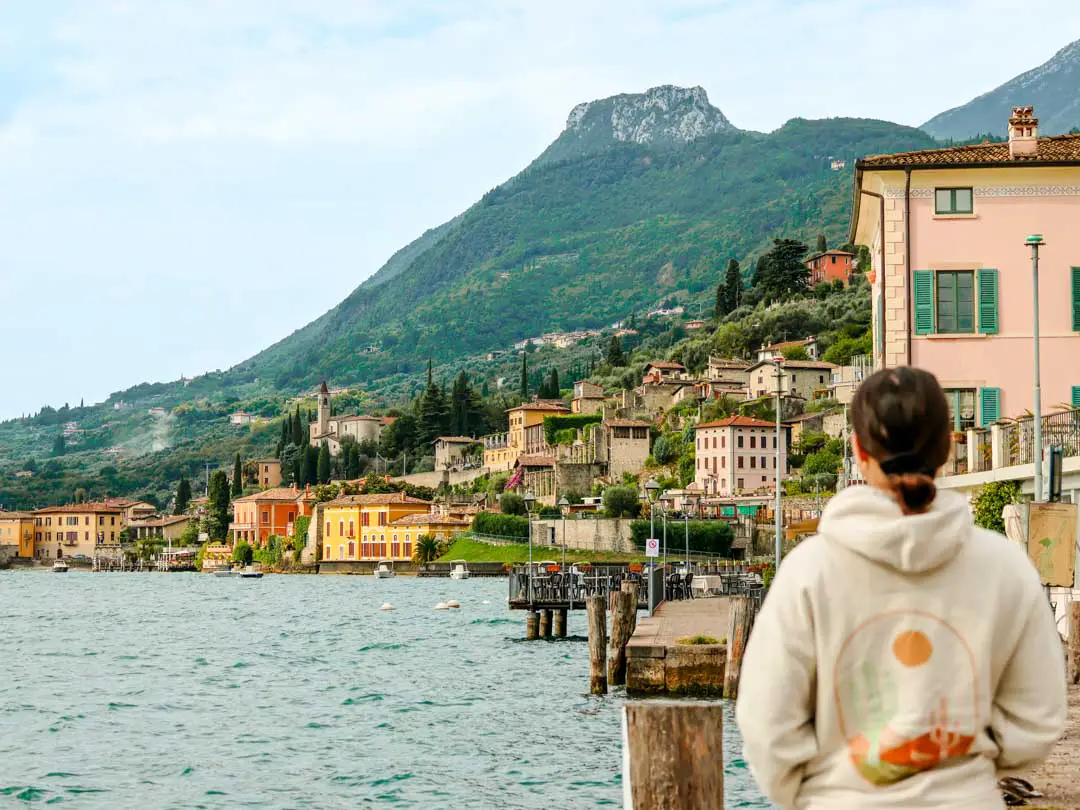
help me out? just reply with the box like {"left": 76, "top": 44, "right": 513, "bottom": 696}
{"left": 523, "top": 492, "right": 537, "bottom": 605}
{"left": 659, "top": 494, "right": 672, "bottom": 572}
{"left": 772, "top": 355, "right": 784, "bottom": 569}
{"left": 1027, "top": 234, "right": 1045, "bottom": 502}
{"left": 644, "top": 478, "right": 660, "bottom": 616}
{"left": 558, "top": 496, "right": 570, "bottom": 576}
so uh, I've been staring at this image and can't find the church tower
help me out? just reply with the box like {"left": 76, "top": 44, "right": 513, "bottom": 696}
{"left": 317, "top": 381, "right": 331, "bottom": 438}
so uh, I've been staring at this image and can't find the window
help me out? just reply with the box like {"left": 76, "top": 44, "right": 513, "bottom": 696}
{"left": 721, "top": 435, "right": 725, "bottom": 449}
{"left": 935, "top": 271, "right": 975, "bottom": 333}
{"left": 762, "top": 456, "right": 767, "bottom": 468}
{"left": 362, "top": 512, "right": 370, "bottom": 526}
{"left": 750, "top": 436, "right": 756, "bottom": 449}
{"left": 338, "top": 545, "right": 344, "bottom": 560}
{"left": 819, "top": 375, "right": 825, "bottom": 384}
{"left": 944, "top": 389, "right": 977, "bottom": 431}
{"left": 750, "top": 457, "right": 756, "bottom": 469}
{"left": 378, "top": 513, "right": 387, "bottom": 526}
{"left": 737, "top": 457, "right": 744, "bottom": 469}
{"left": 348, "top": 541, "right": 355, "bottom": 558}
{"left": 261, "top": 511, "right": 269, "bottom": 523}
{"left": 339, "top": 520, "right": 344, "bottom": 536}
{"left": 325, "top": 521, "right": 330, "bottom": 536}
{"left": 737, "top": 478, "right": 744, "bottom": 490}
{"left": 935, "top": 187, "right": 973, "bottom": 215}
{"left": 712, "top": 437, "right": 716, "bottom": 449}
{"left": 721, "top": 456, "right": 726, "bottom": 468}
{"left": 737, "top": 435, "right": 744, "bottom": 449}
{"left": 111, "top": 516, "right": 116, "bottom": 526}
{"left": 348, "top": 520, "right": 355, "bottom": 538}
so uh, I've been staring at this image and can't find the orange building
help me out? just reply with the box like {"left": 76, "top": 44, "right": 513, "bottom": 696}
{"left": 230, "top": 485, "right": 316, "bottom": 546}
{"left": 806, "top": 249, "right": 855, "bottom": 286}
{"left": 0, "top": 512, "right": 36, "bottom": 558}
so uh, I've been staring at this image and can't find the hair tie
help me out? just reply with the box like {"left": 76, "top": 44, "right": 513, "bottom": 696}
{"left": 879, "top": 451, "right": 935, "bottom": 477}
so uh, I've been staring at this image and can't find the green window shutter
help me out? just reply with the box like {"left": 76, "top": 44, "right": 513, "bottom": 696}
{"left": 913, "top": 270, "right": 935, "bottom": 335}
{"left": 1072, "top": 267, "right": 1080, "bottom": 331}
{"left": 1072, "top": 386, "right": 1080, "bottom": 408}
{"left": 977, "top": 268, "right": 999, "bottom": 334}
{"left": 979, "top": 387, "right": 1001, "bottom": 426}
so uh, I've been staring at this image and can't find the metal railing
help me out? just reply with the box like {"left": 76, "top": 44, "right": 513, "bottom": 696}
{"left": 507, "top": 563, "right": 650, "bottom": 609}
{"left": 970, "top": 429, "right": 992, "bottom": 473}
{"left": 1002, "top": 410, "right": 1080, "bottom": 468}
{"left": 947, "top": 439, "right": 969, "bottom": 476}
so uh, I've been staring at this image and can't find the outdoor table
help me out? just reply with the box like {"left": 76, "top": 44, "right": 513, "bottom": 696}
{"left": 691, "top": 575, "right": 725, "bottom": 597}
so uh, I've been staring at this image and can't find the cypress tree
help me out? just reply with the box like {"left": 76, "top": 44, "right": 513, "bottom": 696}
{"left": 815, "top": 233, "right": 828, "bottom": 253}
{"left": 519, "top": 354, "right": 528, "bottom": 399}
{"left": 231, "top": 453, "right": 243, "bottom": 497}
{"left": 549, "top": 368, "right": 560, "bottom": 398}
{"left": 303, "top": 445, "right": 318, "bottom": 486}
{"left": 317, "top": 441, "right": 331, "bottom": 485}
{"left": 722, "top": 258, "right": 742, "bottom": 314}
{"left": 606, "top": 335, "right": 625, "bottom": 367}
{"left": 205, "top": 471, "right": 231, "bottom": 541}
{"left": 714, "top": 281, "right": 725, "bottom": 319}
{"left": 174, "top": 476, "right": 192, "bottom": 515}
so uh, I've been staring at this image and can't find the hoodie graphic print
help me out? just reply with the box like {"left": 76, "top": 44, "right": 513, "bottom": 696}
{"left": 835, "top": 610, "right": 977, "bottom": 786}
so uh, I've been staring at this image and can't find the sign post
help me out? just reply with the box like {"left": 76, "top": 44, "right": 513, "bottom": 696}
{"left": 645, "top": 538, "right": 659, "bottom": 617}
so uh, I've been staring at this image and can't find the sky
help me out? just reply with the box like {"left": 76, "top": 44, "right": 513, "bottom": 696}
{"left": 2, "top": 0, "right": 1079, "bottom": 419}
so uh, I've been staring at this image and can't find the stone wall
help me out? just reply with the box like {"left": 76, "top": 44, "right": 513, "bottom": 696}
{"left": 0, "top": 545, "right": 15, "bottom": 569}
{"left": 555, "top": 463, "right": 602, "bottom": 500}
{"left": 395, "top": 467, "right": 490, "bottom": 490}
{"left": 530, "top": 518, "right": 637, "bottom": 554}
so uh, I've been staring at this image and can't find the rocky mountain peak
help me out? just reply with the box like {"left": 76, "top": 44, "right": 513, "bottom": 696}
{"left": 565, "top": 84, "right": 734, "bottom": 145}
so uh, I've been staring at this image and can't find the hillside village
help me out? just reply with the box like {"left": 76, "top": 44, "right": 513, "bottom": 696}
{"left": 4, "top": 107, "right": 1080, "bottom": 580}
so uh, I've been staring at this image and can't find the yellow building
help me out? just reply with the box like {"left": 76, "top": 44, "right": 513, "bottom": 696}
{"left": 33, "top": 502, "right": 124, "bottom": 560}
{"left": 484, "top": 401, "right": 569, "bottom": 471}
{"left": 321, "top": 493, "right": 465, "bottom": 562}
{"left": 0, "top": 512, "right": 36, "bottom": 558}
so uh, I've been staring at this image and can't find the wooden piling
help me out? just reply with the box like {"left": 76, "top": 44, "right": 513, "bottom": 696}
{"left": 608, "top": 590, "right": 636, "bottom": 686}
{"left": 723, "top": 595, "right": 756, "bottom": 700}
{"left": 554, "top": 608, "right": 567, "bottom": 638}
{"left": 540, "top": 609, "right": 553, "bottom": 638}
{"left": 586, "top": 595, "right": 608, "bottom": 695}
{"left": 1070, "top": 601, "right": 1080, "bottom": 685}
{"left": 621, "top": 581, "right": 639, "bottom": 637}
{"left": 623, "top": 702, "right": 724, "bottom": 809}
{"left": 526, "top": 610, "right": 539, "bottom": 641}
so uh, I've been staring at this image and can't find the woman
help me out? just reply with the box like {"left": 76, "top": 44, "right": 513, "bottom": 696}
{"left": 736, "top": 367, "right": 1066, "bottom": 809}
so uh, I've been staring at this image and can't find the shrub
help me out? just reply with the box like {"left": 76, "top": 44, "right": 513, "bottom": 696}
{"left": 803, "top": 450, "right": 841, "bottom": 476}
{"left": 500, "top": 492, "right": 526, "bottom": 516}
{"left": 473, "top": 511, "right": 529, "bottom": 539}
{"left": 553, "top": 428, "right": 577, "bottom": 445}
{"left": 233, "top": 540, "right": 254, "bottom": 566}
{"left": 629, "top": 520, "right": 734, "bottom": 556}
{"left": 294, "top": 515, "right": 311, "bottom": 545}
{"left": 652, "top": 435, "right": 678, "bottom": 465}
{"left": 972, "top": 480, "right": 1021, "bottom": 534}
{"left": 542, "top": 414, "right": 602, "bottom": 445}
{"left": 603, "top": 485, "right": 641, "bottom": 518}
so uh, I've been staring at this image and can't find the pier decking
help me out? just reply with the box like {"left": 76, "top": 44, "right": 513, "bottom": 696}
{"left": 626, "top": 598, "right": 730, "bottom": 696}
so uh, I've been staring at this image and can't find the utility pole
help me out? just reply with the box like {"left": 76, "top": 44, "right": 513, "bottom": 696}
{"left": 1027, "top": 234, "right": 1045, "bottom": 502}
{"left": 773, "top": 357, "right": 783, "bottom": 569}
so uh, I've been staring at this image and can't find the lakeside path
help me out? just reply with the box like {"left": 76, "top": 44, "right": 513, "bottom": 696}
{"left": 1022, "top": 684, "right": 1080, "bottom": 810}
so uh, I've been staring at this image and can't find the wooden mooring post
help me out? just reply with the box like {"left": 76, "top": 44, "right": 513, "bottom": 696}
{"left": 723, "top": 595, "right": 756, "bottom": 700}
{"left": 586, "top": 595, "right": 607, "bottom": 695}
{"left": 540, "top": 609, "right": 552, "bottom": 638}
{"left": 608, "top": 589, "right": 636, "bottom": 686}
{"left": 526, "top": 610, "right": 539, "bottom": 641}
{"left": 621, "top": 580, "right": 639, "bottom": 637}
{"left": 554, "top": 608, "right": 567, "bottom": 638}
{"left": 623, "top": 702, "right": 725, "bottom": 809}
{"left": 1070, "top": 601, "right": 1080, "bottom": 685}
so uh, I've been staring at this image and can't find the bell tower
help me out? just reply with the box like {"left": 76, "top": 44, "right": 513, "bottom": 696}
{"left": 317, "top": 381, "right": 331, "bottom": 438}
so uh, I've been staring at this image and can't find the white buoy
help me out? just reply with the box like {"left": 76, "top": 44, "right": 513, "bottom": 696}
{"left": 434, "top": 602, "right": 449, "bottom": 611}
{"left": 380, "top": 603, "right": 394, "bottom": 611}
{"left": 482, "top": 600, "right": 491, "bottom": 605}
{"left": 447, "top": 600, "right": 461, "bottom": 609}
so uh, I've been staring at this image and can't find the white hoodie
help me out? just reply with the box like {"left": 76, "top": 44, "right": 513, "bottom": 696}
{"left": 735, "top": 485, "right": 1067, "bottom": 810}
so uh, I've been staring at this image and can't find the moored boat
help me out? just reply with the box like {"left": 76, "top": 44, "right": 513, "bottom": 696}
{"left": 52, "top": 560, "right": 69, "bottom": 573}
{"left": 449, "top": 560, "right": 470, "bottom": 580}
{"left": 374, "top": 560, "right": 395, "bottom": 579}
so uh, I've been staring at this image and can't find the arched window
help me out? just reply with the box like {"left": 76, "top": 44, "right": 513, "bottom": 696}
{"left": 338, "top": 545, "right": 344, "bottom": 560}
{"left": 348, "top": 541, "right": 355, "bottom": 558}
{"left": 338, "top": 520, "right": 344, "bottom": 536}
{"left": 348, "top": 520, "right": 355, "bottom": 538}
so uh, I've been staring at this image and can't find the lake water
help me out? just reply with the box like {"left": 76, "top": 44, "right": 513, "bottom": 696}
{"left": 0, "top": 571, "right": 770, "bottom": 808}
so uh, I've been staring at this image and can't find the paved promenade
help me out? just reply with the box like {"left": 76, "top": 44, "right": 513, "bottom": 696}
{"left": 626, "top": 597, "right": 730, "bottom": 695}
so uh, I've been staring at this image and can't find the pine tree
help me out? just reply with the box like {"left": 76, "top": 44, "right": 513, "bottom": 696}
{"left": 231, "top": 453, "right": 243, "bottom": 496}
{"left": 317, "top": 441, "right": 331, "bottom": 485}
{"left": 606, "top": 335, "right": 625, "bottom": 367}
{"left": 815, "top": 233, "right": 828, "bottom": 253}
{"left": 760, "top": 238, "right": 810, "bottom": 299}
{"left": 174, "top": 476, "right": 192, "bottom": 515}
{"left": 723, "top": 258, "right": 742, "bottom": 314}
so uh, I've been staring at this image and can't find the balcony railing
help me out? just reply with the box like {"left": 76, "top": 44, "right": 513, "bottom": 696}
{"left": 946, "top": 410, "right": 1080, "bottom": 477}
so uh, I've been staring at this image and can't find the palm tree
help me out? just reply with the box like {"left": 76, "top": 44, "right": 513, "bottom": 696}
{"left": 413, "top": 534, "right": 441, "bottom": 564}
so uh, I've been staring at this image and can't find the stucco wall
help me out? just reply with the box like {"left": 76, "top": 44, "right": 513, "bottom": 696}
{"left": 531, "top": 518, "right": 637, "bottom": 554}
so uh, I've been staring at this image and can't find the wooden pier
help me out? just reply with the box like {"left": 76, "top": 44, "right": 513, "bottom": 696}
{"left": 626, "top": 598, "right": 732, "bottom": 696}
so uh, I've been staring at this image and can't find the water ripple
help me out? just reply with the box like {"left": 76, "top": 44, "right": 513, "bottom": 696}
{"left": 0, "top": 571, "right": 770, "bottom": 808}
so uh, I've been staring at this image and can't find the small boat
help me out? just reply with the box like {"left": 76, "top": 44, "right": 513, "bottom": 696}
{"left": 374, "top": 560, "right": 395, "bottom": 579}
{"left": 238, "top": 567, "right": 263, "bottom": 579}
{"left": 449, "top": 560, "right": 470, "bottom": 580}
{"left": 52, "top": 560, "right": 69, "bottom": 573}
{"left": 213, "top": 568, "right": 237, "bottom": 578}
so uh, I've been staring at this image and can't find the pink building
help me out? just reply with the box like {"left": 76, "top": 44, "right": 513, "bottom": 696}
{"left": 694, "top": 416, "right": 790, "bottom": 496}
{"left": 852, "top": 107, "right": 1080, "bottom": 428}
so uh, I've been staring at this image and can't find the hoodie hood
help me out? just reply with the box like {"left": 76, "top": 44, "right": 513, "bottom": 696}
{"left": 817, "top": 485, "right": 973, "bottom": 573}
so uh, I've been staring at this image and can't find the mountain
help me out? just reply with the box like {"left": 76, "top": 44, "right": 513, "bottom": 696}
{"left": 233, "top": 87, "right": 936, "bottom": 396}
{"left": 535, "top": 85, "right": 735, "bottom": 166}
{"left": 922, "top": 38, "right": 1080, "bottom": 140}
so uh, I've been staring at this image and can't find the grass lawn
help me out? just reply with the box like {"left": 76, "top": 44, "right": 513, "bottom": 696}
{"left": 436, "top": 537, "right": 646, "bottom": 565}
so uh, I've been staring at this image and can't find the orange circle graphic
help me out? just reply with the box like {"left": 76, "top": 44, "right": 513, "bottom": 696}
{"left": 892, "top": 630, "right": 933, "bottom": 667}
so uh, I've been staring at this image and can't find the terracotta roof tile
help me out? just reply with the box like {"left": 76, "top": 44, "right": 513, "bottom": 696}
{"left": 435, "top": 436, "right": 478, "bottom": 443}
{"left": 696, "top": 416, "right": 777, "bottom": 429}
{"left": 325, "top": 493, "right": 432, "bottom": 506}
{"left": 605, "top": 419, "right": 653, "bottom": 428}
{"left": 233, "top": 486, "right": 309, "bottom": 503}
{"left": 508, "top": 401, "right": 569, "bottom": 413}
{"left": 34, "top": 502, "right": 123, "bottom": 514}
{"left": 646, "top": 361, "right": 685, "bottom": 370}
{"left": 0, "top": 511, "right": 34, "bottom": 519}
{"left": 858, "top": 134, "right": 1080, "bottom": 168}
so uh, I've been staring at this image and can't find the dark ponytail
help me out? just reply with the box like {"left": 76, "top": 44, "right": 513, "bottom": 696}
{"left": 851, "top": 367, "right": 952, "bottom": 515}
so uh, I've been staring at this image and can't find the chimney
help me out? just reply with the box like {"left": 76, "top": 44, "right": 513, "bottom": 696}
{"left": 1008, "top": 106, "right": 1038, "bottom": 159}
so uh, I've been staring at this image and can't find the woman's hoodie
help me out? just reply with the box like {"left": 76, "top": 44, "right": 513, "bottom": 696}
{"left": 735, "top": 485, "right": 1066, "bottom": 810}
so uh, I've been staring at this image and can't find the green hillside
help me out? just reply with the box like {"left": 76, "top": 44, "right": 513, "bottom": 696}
{"left": 235, "top": 116, "right": 934, "bottom": 394}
